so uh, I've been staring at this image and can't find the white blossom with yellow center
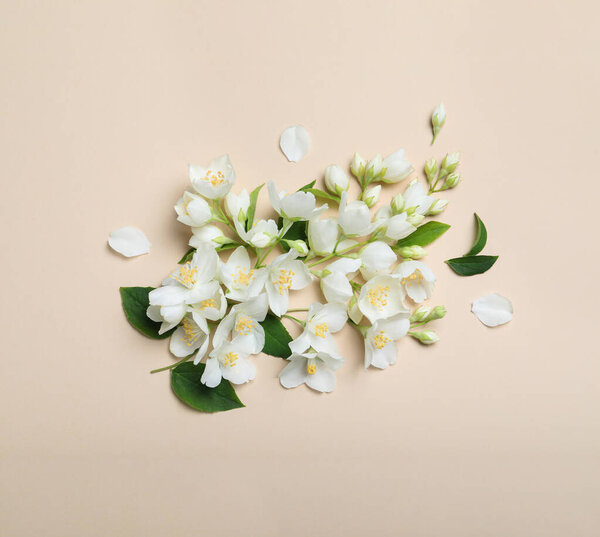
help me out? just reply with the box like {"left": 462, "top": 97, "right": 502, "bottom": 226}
{"left": 393, "top": 260, "right": 435, "bottom": 303}
{"left": 189, "top": 154, "right": 236, "bottom": 200}
{"left": 265, "top": 250, "right": 312, "bottom": 316}
{"left": 167, "top": 314, "right": 210, "bottom": 362}
{"left": 279, "top": 351, "right": 344, "bottom": 393}
{"left": 220, "top": 246, "right": 267, "bottom": 302}
{"left": 358, "top": 275, "right": 409, "bottom": 323}
{"left": 364, "top": 314, "right": 410, "bottom": 369}
{"left": 201, "top": 338, "right": 257, "bottom": 388}
{"left": 289, "top": 302, "right": 348, "bottom": 356}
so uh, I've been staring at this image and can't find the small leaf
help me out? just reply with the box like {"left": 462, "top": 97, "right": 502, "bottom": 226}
{"left": 306, "top": 187, "right": 339, "bottom": 203}
{"left": 298, "top": 180, "right": 316, "bottom": 192}
{"left": 260, "top": 314, "right": 293, "bottom": 358}
{"left": 216, "top": 243, "right": 238, "bottom": 252}
{"left": 396, "top": 221, "right": 450, "bottom": 248}
{"left": 277, "top": 218, "right": 308, "bottom": 252}
{"left": 465, "top": 213, "right": 488, "bottom": 256}
{"left": 246, "top": 183, "right": 264, "bottom": 231}
{"left": 445, "top": 255, "right": 498, "bottom": 276}
{"left": 171, "top": 362, "right": 244, "bottom": 413}
{"left": 120, "top": 287, "right": 174, "bottom": 339}
{"left": 178, "top": 248, "right": 195, "bottom": 264}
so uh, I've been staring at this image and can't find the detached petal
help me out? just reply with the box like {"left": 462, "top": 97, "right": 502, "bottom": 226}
{"left": 108, "top": 226, "right": 151, "bottom": 257}
{"left": 472, "top": 293, "right": 513, "bottom": 327}
{"left": 280, "top": 125, "right": 310, "bottom": 162}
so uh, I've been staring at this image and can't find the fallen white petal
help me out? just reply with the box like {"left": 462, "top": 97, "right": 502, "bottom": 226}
{"left": 472, "top": 293, "right": 513, "bottom": 327}
{"left": 108, "top": 226, "right": 151, "bottom": 257}
{"left": 280, "top": 125, "right": 310, "bottom": 162}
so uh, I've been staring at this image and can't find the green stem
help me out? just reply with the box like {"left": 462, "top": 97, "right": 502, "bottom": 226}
{"left": 254, "top": 220, "right": 293, "bottom": 267}
{"left": 150, "top": 355, "right": 191, "bottom": 374}
{"left": 307, "top": 240, "right": 368, "bottom": 268}
{"left": 286, "top": 308, "right": 308, "bottom": 313}
{"left": 282, "top": 314, "right": 304, "bottom": 325}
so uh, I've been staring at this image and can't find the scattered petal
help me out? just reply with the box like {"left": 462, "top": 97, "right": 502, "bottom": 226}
{"left": 472, "top": 293, "right": 513, "bottom": 327}
{"left": 108, "top": 226, "right": 151, "bottom": 257}
{"left": 280, "top": 125, "right": 310, "bottom": 162}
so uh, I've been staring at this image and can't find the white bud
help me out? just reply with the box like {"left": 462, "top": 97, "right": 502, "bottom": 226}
{"left": 324, "top": 165, "right": 349, "bottom": 196}
{"left": 396, "top": 245, "right": 426, "bottom": 259}
{"left": 406, "top": 213, "right": 424, "bottom": 226}
{"left": 441, "top": 152, "right": 460, "bottom": 174}
{"left": 363, "top": 185, "right": 381, "bottom": 208}
{"left": 410, "top": 306, "right": 431, "bottom": 323}
{"left": 365, "top": 154, "right": 383, "bottom": 183}
{"left": 424, "top": 158, "right": 438, "bottom": 184}
{"left": 410, "top": 330, "right": 439, "bottom": 345}
{"left": 350, "top": 152, "right": 366, "bottom": 180}
{"left": 443, "top": 172, "right": 460, "bottom": 189}
{"left": 431, "top": 103, "right": 446, "bottom": 143}
{"left": 391, "top": 193, "right": 405, "bottom": 214}
{"left": 189, "top": 225, "right": 226, "bottom": 248}
{"left": 284, "top": 239, "right": 309, "bottom": 256}
{"left": 426, "top": 199, "right": 448, "bottom": 215}
{"left": 348, "top": 295, "right": 363, "bottom": 324}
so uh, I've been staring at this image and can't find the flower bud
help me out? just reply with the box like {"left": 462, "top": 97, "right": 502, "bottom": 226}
{"left": 427, "top": 305, "right": 447, "bottom": 320}
{"left": 431, "top": 103, "right": 446, "bottom": 143}
{"left": 363, "top": 185, "right": 381, "bottom": 208}
{"left": 410, "top": 330, "right": 439, "bottom": 345}
{"left": 426, "top": 199, "right": 448, "bottom": 215}
{"left": 406, "top": 213, "right": 424, "bottom": 226}
{"left": 396, "top": 245, "right": 426, "bottom": 259}
{"left": 364, "top": 154, "right": 383, "bottom": 183}
{"left": 324, "top": 164, "right": 349, "bottom": 196}
{"left": 442, "top": 172, "right": 461, "bottom": 190}
{"left": 348, "top": 295, "right": 363, "bottom": 324}
{"left": 189, "top": 225, "right": 226, "bottom": 248}
{"left": 410, "top": 305, "right": 431, "bottom": 323}
{"left": 283, "top": 239, "right": 309, "bottom": 256}
{"left": 441, "top": 152, "right": 460, "bottom": 174}
{"left": 350, "top": 152, "right": 366, "bottom": 181}
{"left": 391, "top": 193, "right": 405, "bottom": 214}
{"left": 424, "top": 157, "right": 438, "bottom": 185}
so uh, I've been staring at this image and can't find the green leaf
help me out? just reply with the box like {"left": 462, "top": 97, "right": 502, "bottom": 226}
{"left": 298, "top": 180, "right": 316, "bottom": 192}
{"left": 395, "top": 221, "right": 450, "bottom": 248}
{"left": 445, "top": 255, "right": 498, "bottom": 276}
{"left": 178, "top": 248, "right": 195, "bottom": 264}
{"left": 465, "top": 213, "right": 488, "bottom": 256}
{"left": 277, "top": 218, "right": 308, "bottom": 252}
{"left": 260, "top": 314, "right": 293, "bottom": 358}
{"left": 216, "top": 243, "right": 239, "bottom": 252}
{"left": 245, "top": 183, "right": 264, "bottom": 232}
{"left": 120, "top": 287, "right": 174, "bottom": 339}
{"left": 306, "top": 187, "right": 339, "bottom": 203}
{"left": 171, "top": 362, "right": 244, "bottom": 412}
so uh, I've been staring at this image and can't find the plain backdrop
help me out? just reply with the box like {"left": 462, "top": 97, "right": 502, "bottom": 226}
{"left": 1, "top": 1, "right": 599, "bottom": 536}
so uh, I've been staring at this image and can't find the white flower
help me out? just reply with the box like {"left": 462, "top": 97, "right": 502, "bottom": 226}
{"left": 267, "top": 181, "right": 327, "bottom": 221}
{"left": 381, "top": 149, "right": 414, "bottom": 183}
{"left": 174, "top": 191, "right": 213, "bottom": 227}
{"left": 189, "top": 225, "right": 226, "bottom": 249}
{"left": 364, "top": 314, "right": 410, "bottom": 369}
{"left": 393, "top": 260, "right": 435, "bottom": 303}
{"left": 320, "top": 257, "right": 362, "bottom": 304}
{"left": 189, "top": 154, "right": 236, "bottom": 199}
{"left": 168, "top": 313, "right": 210, "bottom": 361}
{"left": 265, "top": 250, "right": 312, "bottom": 316}
{"left": 363, "top": 185, "right": 381, "bottom": 208}
{"left": 358, "top": 275, "right": 409, "bottom": 323}
{"left": 280, "top": 125, "right": 310, "bottom": 162}
{"left": 382, "top": 212, "right": 416, "bottom": 241}
{"left": 307, "top": 218, "right": 339, "bottom": 255}
{"left": 279, "top": 351, "right": 343, "bottom": 393}
{"left": 360, "top": 241, "right": 397, "bottom": 280}
{"left": 403, "top": 179, "right": 434, "bottom": 215}
{"left": 324, "top": 165, "right": 349, "bottom": 195}
{"left": 225, "top": 189, "right": 250, "bottom": 225}
{"left": 289, "top": 302, "right": 348, "bottom": 355}
{"left": 219, "top": 246, "right": 267, "bottom": 302}
{"left": 201, "top": 338, "right": 257, "bottom": 387}
{"left": 338, "top": 191, "right": 372, "bottom": 237}
{"left": 108, "top": 226, "right": 151, "bottom": 257}
{"left": 187, "top": 284, "right": 227, "bottom": 333}
{"left": 365, "top": 154, "right": 383, "bottom": 182}
{"left": 471, "top": 293, "right": 513, "bottom": 327}
{"left": 213, "top": 293, "right": 269, "bottom": 354}
{"left": 235, "top": 218, "right": 279, "bottom": 248}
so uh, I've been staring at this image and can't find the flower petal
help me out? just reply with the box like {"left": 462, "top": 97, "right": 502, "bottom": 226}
{"left": 279, "top": 125, "right": 310, "bottom": 162}
{"left": 472, "top": 293, "right": 513, "bottom": 327}
{"left": 279, "top": 356, "right": 308, "bottom": 389}
{"left": 108, "top": 226, "right": 151, "bottom": 257}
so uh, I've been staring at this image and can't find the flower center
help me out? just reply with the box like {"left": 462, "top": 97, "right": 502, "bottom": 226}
{"left": 373, "top": 330, "right": 391, "bottom": 349}
{"left": 175, "top": 262, "right": 198, "bottom": 287}
{"left": 234, "top": 266, "right": 254, "bottom": 287}
{"left": 182, "top": 317, "right": 199, "bottom": 347}
{"left": 306, "top": 363, "right": 317, "bottom": 375}
{"left": 235, "top": 316, "right": 255, "bottom": 336}
{"left": 314, "top": 322, "right": 328, "bottom": 338}
{"left": 276, "top": 269, "right": 295, "bottom": 295}
{"left": 203, "top": 168, "right": 225, "bottom": 187}
{"left": 223, "top": 352, "right": 238, "bottom": 367}
{"left": 367, "top": 284, "right": 390, "bottom": 310}
{"left": 401, "top": 270, "right": 423, "bottom": 287}
{"left": 200, "top": 298, "right": 217, "bottom": 310}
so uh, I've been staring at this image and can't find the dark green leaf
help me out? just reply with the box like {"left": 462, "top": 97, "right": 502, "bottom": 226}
{"left": 395, "top": 221, "right": 450, "bottom": 248}
{"left": 216, "top": 243, "right": 239, "bottom": 252}
{"left": 445, "top": 255, "right": 498, "bottom": 276}
{"left": 120, "top": 287, "right": 174, "bottom": 339}
{"left": 245, "top": 183, "right": 264, "bottom": 231}
{"left": 260, "top": 314, "right": 293, "bottom": 358}
{"left": 298, "top": 180, "right": 316, "bottom": 192}
{"left": 465, "top": 213, "right": 488, "bottom": 256}
{"left": 171, "top": 362, "right": 244, "bottom": 413}
{"left": 277, "top": 218, "right": 308, "bottom": 252}
{"left": 306, "top": 187, "right": 339, "bottom": 203}
{"left": 178, "top": 248, "right": 195, "bottom": 264}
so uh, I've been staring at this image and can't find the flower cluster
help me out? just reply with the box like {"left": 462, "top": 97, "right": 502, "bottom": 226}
{"left": 144, "top": 146, "right": 461, "bottom": 396}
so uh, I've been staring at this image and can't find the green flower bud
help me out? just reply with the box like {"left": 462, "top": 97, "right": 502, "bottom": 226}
{"left": 410, "top": 306, "right": 431, "bottom": 323}
{"left": 410, "top": 330, "right": 439, "bottom": 345}
{"left": 363, "top": 185, "right": 381, "bottom": 208}
{"left": 350, "top": 152, "right": 366, "bottom": 181}
{"left": 364, "top": 154, "right": 383, "bottom": 184}
{"left": 441, "top": 152, "right": 460, "bottom": 174}
{"left": 424, "top": 157, "right": 438, "bottom": 185}
{"left": 407, "top": 213, "right": 424, "bottom": 226}
{"left": 391, "top": 193, "right": 405, "bottom": 214}
{"left": 426, "top": 199, "right": 448, "bottom": 215}
{"left": 396, "top": 245, "right": 426, "bottom": 259}
{"left": 431, "top": 103, "right": 446, "bottom": 144}
{"left": 283, "top": 239, "right": 308, "bottom": 256}
{"left": 442, "top": 172, "right": 461, "bottom": 190}
{"left": 427, "top": 305, "right": 447, "bottom": 321}
{"left": 213, "top": 235, "right": 236, "bottom": 245}
{"left": 324, "top": 164, "right": 350, "bottom": 196}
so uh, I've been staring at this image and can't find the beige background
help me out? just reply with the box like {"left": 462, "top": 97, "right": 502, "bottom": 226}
{"left": 1, "top": 0, "right": 599, "bottom": 535}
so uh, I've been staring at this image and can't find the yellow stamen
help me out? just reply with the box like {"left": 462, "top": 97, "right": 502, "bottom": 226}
{"left": 306, "top": 363, "right": 317, "bottom": 375}
{"left": 224, "top": 352, "right": 238, "bottom": 367}
{"left": 181, "top": 317, "right": 198, "bottom": 347}
{"left": 276, "top": 269, "right": 295, "bottom": 295}
{"left": 235, "top": 316, "right": 255, "bottom": 336}
{"left": 203, "top": 168, "right": 225, "bottom": 187}
{"left": 200, "top": 298, "right": 217, "bottom": 310}
{"left": 401, "top": 269, "right": 424, "bottom": 287}
{"left": 373, "top": 330, "right": 391, "bottom": 349}
{"left": 175, "top": 262, "right": 198, "bottom": 287}
{"left": 367, "top": 285, "right": 390, "bottom": 310}
{"left": 314, "top": 322, "right": 328, "bottom": 338}
{"left": 234, "top": 266, "right": 254, "bottom": 287}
